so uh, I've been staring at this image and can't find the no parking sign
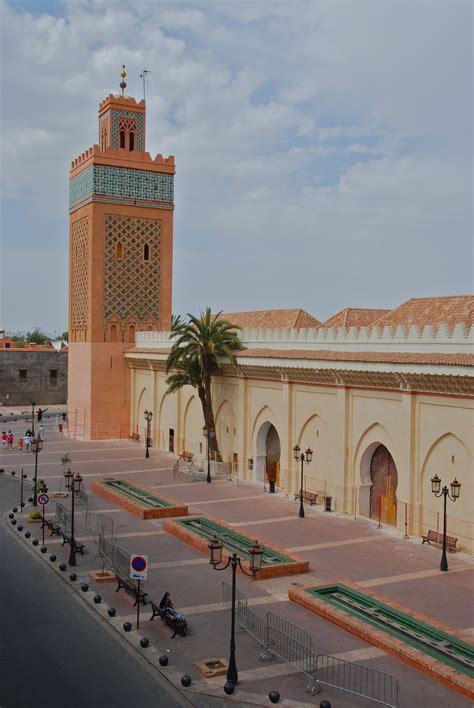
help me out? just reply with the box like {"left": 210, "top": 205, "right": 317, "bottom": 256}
{"left": 38, "top": 493, "right": 49, "bottom": 506}
{"left": 130, "top": 554, "right": 148, "bottom": 581}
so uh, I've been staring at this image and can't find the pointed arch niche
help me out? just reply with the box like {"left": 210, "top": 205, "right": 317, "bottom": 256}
{"left": 420, "top": 433, "right": 473, "bottom": 522}
{"left": 215, "top": 400, "right": 237, "bottom": 464}
{"left": 354, "top": 423, "right": 399, "bottom": 525}
{"left": 251, "top": 406, "right": 281, "bottom": 488}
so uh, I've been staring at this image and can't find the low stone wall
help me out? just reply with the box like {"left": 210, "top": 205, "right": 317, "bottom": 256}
{"left": 91, "top": 479, "right": 188, "bottom": 520}
{"left": 163, "top": 513, "right": 309, "bottom": 580}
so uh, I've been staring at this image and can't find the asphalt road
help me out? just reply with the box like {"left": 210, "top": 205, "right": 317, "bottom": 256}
{"left": 0, "top": 476, "right": 187, "bottom": 708}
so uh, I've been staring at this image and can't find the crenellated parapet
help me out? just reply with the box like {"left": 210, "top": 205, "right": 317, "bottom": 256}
{"left": 99, "top": 93, "right": 146, "bottom": 111}
{"left": 70, "top": 145, "right": 175, "bottom": 172}
{"left": 133, "top": 323, "right": 474, "bottom": 355}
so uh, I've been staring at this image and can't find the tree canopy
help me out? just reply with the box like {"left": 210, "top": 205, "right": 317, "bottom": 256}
{"left": 166, "top": 308, "right": 245, "bottom": 458}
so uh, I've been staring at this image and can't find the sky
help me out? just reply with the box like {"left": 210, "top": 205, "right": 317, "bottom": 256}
{"left": 0, "top": 0, "right": 472, "bottom": 335}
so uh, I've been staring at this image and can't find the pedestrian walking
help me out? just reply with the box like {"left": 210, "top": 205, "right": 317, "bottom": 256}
{"left": 1, "top": 431, "right": 6, "bottom": 449}
{"left": 38, "top": 424, "right": 44, "bottom": 440}
{"left": 7, "top": 431, "right": 14, "bottom": 449}
{"left": 18, "top": 437, "right": 24, "bottom": 453}
{"left": 24, "top": 434, "right": 31, "bottom": 452}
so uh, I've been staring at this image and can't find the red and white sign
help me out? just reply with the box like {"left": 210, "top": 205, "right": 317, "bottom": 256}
{"left": 38, "top": 493, "right": 49, "bottom": 506}
{"left": 130, "top": 554, "right": 148, "bottom": 580}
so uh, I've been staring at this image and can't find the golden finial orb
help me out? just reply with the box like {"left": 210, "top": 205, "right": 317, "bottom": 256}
{"left": 120, "top": 64, "right": 127, "bottom": 94}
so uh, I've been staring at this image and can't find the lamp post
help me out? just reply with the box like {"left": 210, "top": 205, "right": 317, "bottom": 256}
{"left": 144, "top": 410, "right": 153, "bottom": 458}
{"left": 293, "top": 445, "right": 313, "bottom": 518}
{"left": 64, "top": 469, "right": 83, "bottom": 566}
{"left": 30, "top": 437, "right": 43, "bottom": 507}
{"left": 208, "top": 536, "right": 263, "bottom": 685}
{"left": 430, "top": 474, "right": 461, "bottom": 572}
{"left": 203, "top": 425, "right": 216, "bottom": 483}
{"left": 31, "top": 400, "right": 36, "bottom": 436}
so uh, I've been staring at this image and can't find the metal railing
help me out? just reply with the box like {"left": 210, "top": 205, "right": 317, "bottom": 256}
{"left": 264, "top": 612, "right": 316, "bottom": 677}
{"left": 86, "top": 511, "right": 114, "bottom": 539}
{"left": 221, "top": 584, "right": 400, "bottom": 705}
{"left": 315, "top": 654, "right": 399, "bottom": 707}
{"left": 56, "top": 501, "right": 71, "bottom": 533}
{"left": 98, "top": 533, "right": 130, "bottom": 577}
{"left": 77, "top": 488, "right": 88, "bottom": 510}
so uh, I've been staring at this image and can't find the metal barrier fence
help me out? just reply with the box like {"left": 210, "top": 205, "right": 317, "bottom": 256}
{"left": 77, "top": 488, "right": 88, "bottom": 510}
{"left": 315, "top": 654, "right": 399, "bottom": 708}
{"left": 56, "top": 502, "right": 71, "bottom": 533}
{"left": 221, "top": 584, "right": 400, "bottom": 705}
{"left": 98, "top": 533, "right": 130, "bottom": 577}
{"left": 264, "top": 612, "right": 316, "bottom": 677}
{"left": 86, "top": 512, "right": 114, "bottom": 539}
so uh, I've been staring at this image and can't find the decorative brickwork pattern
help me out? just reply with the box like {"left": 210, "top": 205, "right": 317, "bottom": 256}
{"left": 69, "top": 165, "right": 174, "bottom": 211}
{"left": 112, "top": 109, "right": 144, "bottom": 151}
{"left": 71, "top": 217, "right": 89, "bottom": 338}
{"left": 104, "top": 214, "right": 162, "bottom": 326}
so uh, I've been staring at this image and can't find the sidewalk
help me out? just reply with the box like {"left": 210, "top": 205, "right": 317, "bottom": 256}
{"left": 2, "top": 425, "right": 472, "bottom": 707}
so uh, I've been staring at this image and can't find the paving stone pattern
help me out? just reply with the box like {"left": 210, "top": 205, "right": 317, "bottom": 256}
{"left": 2, "top": 423, "right": 473, "bottom": 708}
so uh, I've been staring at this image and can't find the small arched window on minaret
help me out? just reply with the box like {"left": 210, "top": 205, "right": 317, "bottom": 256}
{"left": 120, "top": 130, "right": 125, "bottom": 149}
{"left": 110, "top": 324, "right": 117, "bottom": 342}
{"left": 129, "top": 131, "right": 135, "bottom": 151}
{"left": 143, "top": 243, "right": 149, "bottom": 261}
{"left": 116, "top": 242, "right": 123, "bottom": 259}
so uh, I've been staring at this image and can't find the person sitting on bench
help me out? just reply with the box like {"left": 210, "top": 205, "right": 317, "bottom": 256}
{"left": 159, "top": 591, "right": 173, "bottom": 611}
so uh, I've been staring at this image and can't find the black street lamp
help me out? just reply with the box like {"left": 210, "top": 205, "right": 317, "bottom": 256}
{"left": 30, "top": 437, "right": 44, "bottom": 507}
{"left": 203, "top": 425, "right": 216, "bottom": 484}
{"left": 64, "top": 468, "right": 83, "bottom": 566}
{"left": 31, "top": 400, "right": 36, "bottom": 437}
{"left": 293, "top": 444, "right": 313, "bottom": 518}
{"left": 144, "top": 410, "right": 153, "bottom": 458}
{"left": 208, "top": 536, "right": 263, "bottom": 685}
{"left": 430, "top": 474, "right": 461, "bottom": 572}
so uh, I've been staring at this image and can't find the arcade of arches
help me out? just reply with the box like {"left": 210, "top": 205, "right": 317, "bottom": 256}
{"left": 128, "top": 364, "right": 473, "bottom": 538}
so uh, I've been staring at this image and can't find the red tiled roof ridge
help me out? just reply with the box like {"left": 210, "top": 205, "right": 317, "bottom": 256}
{"left": 219, "top": 308, "right": 321, "bottom": 329}
{"left": 319, "top": 307, "right": 391, "bottom": 330}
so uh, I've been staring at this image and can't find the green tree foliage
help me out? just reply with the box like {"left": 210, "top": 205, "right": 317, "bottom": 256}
{"left": 166, "top": 308, "right": 245, "bottom": 458}
{"left": 25, "top": 328, "right": 47, "bottom": 344}
{"left": 60, "top": 330, "right": 69, "bottom": 342}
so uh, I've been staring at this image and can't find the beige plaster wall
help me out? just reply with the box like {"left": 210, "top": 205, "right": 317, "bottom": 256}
{"left": 129, "top": 366, "right": 473, "bottom": 526}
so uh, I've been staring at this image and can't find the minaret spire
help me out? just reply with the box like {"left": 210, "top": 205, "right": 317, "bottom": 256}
{"left": 120, "top": 64, "right": 127, "bottom": 95}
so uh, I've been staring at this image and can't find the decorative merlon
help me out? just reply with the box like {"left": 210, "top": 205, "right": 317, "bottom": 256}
{"left": 134, "top": 324, "right": 474, "bottom": 355}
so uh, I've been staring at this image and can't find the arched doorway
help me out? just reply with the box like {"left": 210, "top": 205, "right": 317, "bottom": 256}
{"left": 370, "top": 444, "right": 398, "bottom": 525}
{"left": 256, "top": 422, "right": 281, "bottom": 490}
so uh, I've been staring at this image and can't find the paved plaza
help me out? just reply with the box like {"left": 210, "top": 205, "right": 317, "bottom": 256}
{"left": 1, "top": 421, "right": 473, "bottom": 707}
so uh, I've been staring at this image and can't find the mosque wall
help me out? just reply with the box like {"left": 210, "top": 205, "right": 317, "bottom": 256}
{"left": 128, "top": 364, "right": 473, "bottom": 533}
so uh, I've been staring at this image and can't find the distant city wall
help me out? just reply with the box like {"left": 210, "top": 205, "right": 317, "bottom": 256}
{"left": 0, "top": 351, "right": 68, "bottom": 406}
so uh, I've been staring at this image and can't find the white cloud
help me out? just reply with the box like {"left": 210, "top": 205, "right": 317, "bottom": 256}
{"left": 0, "top": 0, "right": 471, "bottom": 332}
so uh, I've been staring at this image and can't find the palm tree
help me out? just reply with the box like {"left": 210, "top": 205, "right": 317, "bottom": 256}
{"left": 166, "top": 308, "right": 245, "bottom": 458}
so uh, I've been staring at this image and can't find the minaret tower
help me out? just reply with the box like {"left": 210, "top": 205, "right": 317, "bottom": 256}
{"left": 68, "top": 67, "right": 175, "bottom": 439}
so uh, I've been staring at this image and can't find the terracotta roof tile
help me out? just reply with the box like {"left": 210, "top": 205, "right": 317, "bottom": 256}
{"left": 319, "top": 308, "right": 390, "bottom": 330}
{"left": 128, "top": 347, "right": 473, "bottom": 367}
{"left": 237, "top": 348, "right": 474, "bottom": 367}
{"left": 220, "top": 309, "right": 320, "bottom": 330}
{"left": 372, "top": 296, "right": 474, "bottom": 332}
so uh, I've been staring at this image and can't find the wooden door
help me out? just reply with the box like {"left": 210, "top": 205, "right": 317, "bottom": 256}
{"left": 370, "top": 445, "right": 398, "bottom": 525}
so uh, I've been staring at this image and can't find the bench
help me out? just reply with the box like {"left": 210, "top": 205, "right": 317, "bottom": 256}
{"left": 179, "top": 451, "right": 194, "bottom": 463}
{"left": 115, "top": 574, "right": 147, "bottom": 606}
{"left": 294, "top": 490, "right": 317, "bottom": 506}
{"left": 61, "top": 532, "right": 85, "bottom": 554}
{"left": 422, "top": 530, "right": 458, "bottom": 552}
{"left": 150, "top": 600, "right": 188, "bottom": 638}
{"left": 41, "top": 517, "right": 61, "bottom": 536}
{"left": 128, "top": 433, "right": 140, "bottom": 442}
